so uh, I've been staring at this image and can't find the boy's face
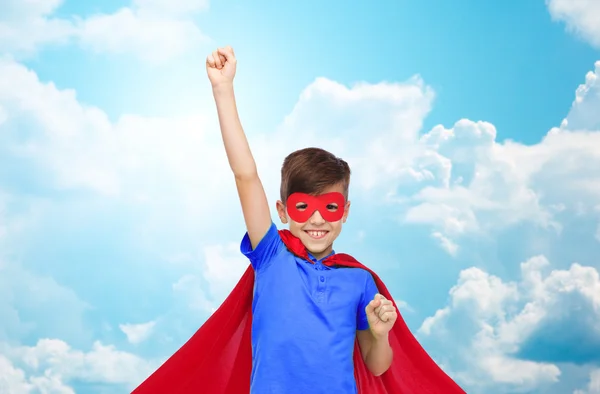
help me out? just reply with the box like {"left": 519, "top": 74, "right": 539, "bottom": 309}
{"left": 276, "top": 183, "right": 350, "bottom": 260}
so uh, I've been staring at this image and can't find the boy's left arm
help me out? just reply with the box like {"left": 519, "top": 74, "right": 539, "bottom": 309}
{"left": 357, "top": 293, "right": 398, "bottom": 376}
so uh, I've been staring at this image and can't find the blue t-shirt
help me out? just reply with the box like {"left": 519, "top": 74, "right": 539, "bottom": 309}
{"left": 240, "top": 223, "right": 379, "bottom": 394}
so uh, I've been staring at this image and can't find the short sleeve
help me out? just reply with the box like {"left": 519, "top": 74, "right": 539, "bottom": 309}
{"left": 240, "top": 222, "right": 284, "bottom": 272}
{"left": 357, "top": 272, "right": 379, "bottom": 331}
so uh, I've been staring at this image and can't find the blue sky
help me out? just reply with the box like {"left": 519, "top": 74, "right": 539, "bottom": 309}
{"left": 1, "top": 0, "right": 600, "bottom": 393}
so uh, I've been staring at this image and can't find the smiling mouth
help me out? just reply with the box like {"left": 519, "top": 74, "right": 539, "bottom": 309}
{"left": 304, "top": 230, "right": 329, "bottom": 239}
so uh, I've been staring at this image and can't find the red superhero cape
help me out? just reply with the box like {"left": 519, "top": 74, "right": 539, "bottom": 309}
{"left": 132, "top": 230, "right": 466, "bottom": 393}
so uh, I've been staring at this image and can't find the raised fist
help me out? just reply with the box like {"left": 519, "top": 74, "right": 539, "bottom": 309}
{"left": 206, "top": 46, "right": 237, "bottom": 88}
{"left": 365, "top": 293, "right": 398, "bottom": 338}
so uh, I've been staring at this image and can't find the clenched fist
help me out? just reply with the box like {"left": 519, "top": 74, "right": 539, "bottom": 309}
{"left": 206, "top": 46, "right": 237, "bottom": 88}
{"left": 365, "top": 294, "right": 397, "bottom": 338}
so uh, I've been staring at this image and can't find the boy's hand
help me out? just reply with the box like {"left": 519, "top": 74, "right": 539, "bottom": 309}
{"left": 206, "top": 46, "right": 237, "bottom": 88}
{"left": 365, "top": 294, "right": 397, "bottom": 338}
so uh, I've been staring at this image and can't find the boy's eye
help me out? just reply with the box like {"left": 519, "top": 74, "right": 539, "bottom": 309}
{"left": 295, "top": 203, "right": 308, "bottom": 211}
{"left": 326, "top": 204, "right": 338, "bottom": 211}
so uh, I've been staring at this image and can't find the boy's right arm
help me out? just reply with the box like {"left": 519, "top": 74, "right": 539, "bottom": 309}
{"left": 206, "top": 47, "right": 271, "bottom": 249}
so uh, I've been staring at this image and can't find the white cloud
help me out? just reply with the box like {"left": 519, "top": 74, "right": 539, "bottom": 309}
{"left": 0, "top": 259, "right": 90, "bottom": 345}
{"left": 407, "top": 120, "right": 562, "bottom": 237}
{"left": 546, "top": 0, "right": 600, "bottom": 48}
{"left": 171, "top": 243, "right": 249, "bottom": 313}
{"left": 202, "top": 244, "right": 250, "bottom": 298}
{"left": 401, "top": 61, "right": 600, "bottom": 253}
{"left": 273, "top": 76, "right": 435, "bottom": 193}
{"left": 0, "top": 57, "right": 230, "bottom": 214}
{"left": 419, "top": 255, "right": 600, "bottom": 392}
{"left": 77, "top": 6, "right": 209, "bottom": 62}
{"left": 0, "top": 355, "right": 35, "bottom": 394}
{"left": 270, "top": 60, "right": 600, "bottom": 258}
{"left": 0, "top": 339, "right": 159, "bottom": 392}
{"left": 0, "top": 0, "right": 76, "bottom": 55}
{"left": 432, "top": 231, "right": 459, "bottom": 256}
{"left": 119, "top": 321, "right": 156, "bottom": 345}
{"left": 0, "top": 57, "right": 254, "bottom": 357}
{"left": 575, "top": 369, "right": 600, "bottom": 394}
{"left": 394, "top": 299, "right": 413, "bottom": 313}
{"left": 561, "top": 61, "right": 600, "bottom": 131}
{"left": 419, "top": 307, "right": 450, "bottom": 336}
{"left": 172, "top": 273, "right": 215, "bottom": 313}
{"left": 132, "top": 0, "right": 209, "bottom": 15}
{"left": 0, "top": 0, "right": 210, "bottom": 61}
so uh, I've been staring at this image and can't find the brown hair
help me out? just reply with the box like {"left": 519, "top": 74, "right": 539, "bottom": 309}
{"left": 280, "top": 147, "right": 351, "bottom": 202}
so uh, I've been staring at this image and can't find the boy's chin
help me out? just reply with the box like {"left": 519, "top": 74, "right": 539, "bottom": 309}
{"left": 304, "top": 243, "right": 329, "bottom": 254}
{"left": 300, "top": 236, "right": 338, "bottom": 257}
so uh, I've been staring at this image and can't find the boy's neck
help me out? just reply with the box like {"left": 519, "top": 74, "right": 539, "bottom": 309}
{"left": 307, "top": 247, "right": 336, "bottom": 261}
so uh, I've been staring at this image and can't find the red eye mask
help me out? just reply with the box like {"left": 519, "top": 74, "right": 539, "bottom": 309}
{"left": 286, "top": 192, "right": 346, "bottom": 223}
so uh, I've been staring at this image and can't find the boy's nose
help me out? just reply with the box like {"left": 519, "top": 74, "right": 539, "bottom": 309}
{"left": 309, "top": 210, "right": 325, "bottom": 224}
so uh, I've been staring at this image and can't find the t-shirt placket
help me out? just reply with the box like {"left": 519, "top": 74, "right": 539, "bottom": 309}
{"left": 315, "top": 261, "right": 328, "bottom": 303}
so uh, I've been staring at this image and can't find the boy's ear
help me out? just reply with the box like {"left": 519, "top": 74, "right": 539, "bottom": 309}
{"left": 342, "top": 200, "right": 351, "bottom": 223}
{"left": 276, "top": 200, "right": 288, "bottom": 224}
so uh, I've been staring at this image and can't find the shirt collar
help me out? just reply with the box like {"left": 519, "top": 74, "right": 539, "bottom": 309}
{"left": 307, "top": 250, "right": 336, "bottom": 263}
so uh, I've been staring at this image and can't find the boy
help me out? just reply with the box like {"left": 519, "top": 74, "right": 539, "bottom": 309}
{"left": 132, "top": 47, "right": 466, "bottom": 394}
{"left": 206, "top": 46, "right": 397, "bottom": 393}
